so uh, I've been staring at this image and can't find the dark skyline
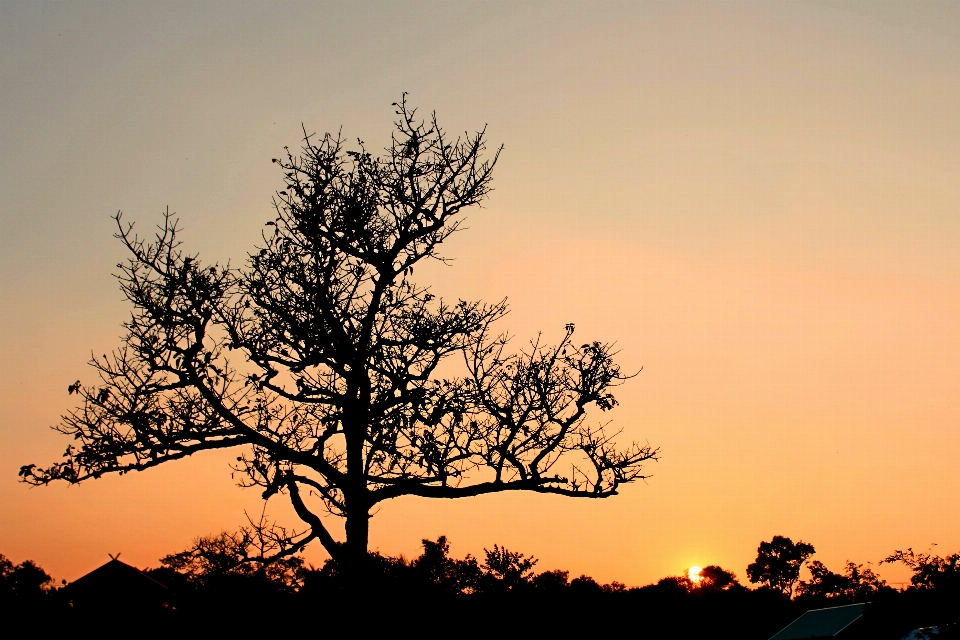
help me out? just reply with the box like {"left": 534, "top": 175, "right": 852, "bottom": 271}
{"left": 2, "top": 1, "right": 959, "bottom": 588}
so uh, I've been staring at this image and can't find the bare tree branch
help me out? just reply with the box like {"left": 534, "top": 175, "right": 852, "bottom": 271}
{"left": 22, "top": 96, "right": 657, "bottom": 577}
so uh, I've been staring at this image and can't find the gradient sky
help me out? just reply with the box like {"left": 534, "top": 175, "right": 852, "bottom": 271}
{"left": 2, "top": 1, "right": 959, "bottom": 587}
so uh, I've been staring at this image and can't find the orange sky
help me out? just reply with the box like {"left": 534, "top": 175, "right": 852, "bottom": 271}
{"left": 2, "top": 1, "right": 958, "bottom": 587}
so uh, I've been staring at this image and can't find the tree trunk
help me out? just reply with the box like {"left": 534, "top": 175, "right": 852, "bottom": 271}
{"left": 344, "top": 385, "right": 370, "bottom": 592}
{"left": 344, "top": 507, "right": 370, "bottom": 594}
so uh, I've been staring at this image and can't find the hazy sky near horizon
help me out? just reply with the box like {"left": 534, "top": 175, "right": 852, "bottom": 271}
{"left": 2, "top": 1, "right": 959, "bottom": 587}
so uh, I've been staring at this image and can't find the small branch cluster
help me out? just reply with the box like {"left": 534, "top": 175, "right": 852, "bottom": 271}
{"left": 160, "top": 514, "right": 309, "bottom": 587}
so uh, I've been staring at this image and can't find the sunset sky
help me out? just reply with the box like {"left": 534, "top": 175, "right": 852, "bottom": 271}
{"left": 2, "top": 1, "right": 959, "bottom": 588}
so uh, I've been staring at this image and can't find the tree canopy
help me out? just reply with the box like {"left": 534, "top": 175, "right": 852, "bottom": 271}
{"left": 746, "top": 535, "right": 815, "bottom": 597}
{"left": 20, "top": 96, "right": 658, "bottom": 576}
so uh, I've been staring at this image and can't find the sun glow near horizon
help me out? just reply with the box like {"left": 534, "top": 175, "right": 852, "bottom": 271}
{"left": 688, "top": 566, "right": 702, "bottom": 583}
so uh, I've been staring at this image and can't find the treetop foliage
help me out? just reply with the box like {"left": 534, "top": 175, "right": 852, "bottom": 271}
{"left": 746, "top": 535, "right": 816, "bottom": 597}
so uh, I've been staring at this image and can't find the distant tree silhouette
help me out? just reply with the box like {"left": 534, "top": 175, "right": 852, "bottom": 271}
{"left": 20, "top": 95, "right": 658, "bottom": 583}
{"left": 795, "top": 559, "right": 889, "bottom": 601}
{"left": 568, "top": 574, "right": 605, "bottom": 595}
{"left": 794, "top": 560, "right": 848, "bottom": 600}
{"left": 650, "top": 566, "right": 740, "bottom": 595}
{"left": 479, "top": 544, "right": 538, "bottom": 592}
{"left": 656, "top": 574, "right": 695, "bottom": 592}
{"left": 696, "top": 565, "right": 741, "bottom": 591}
{"left": 746, "top": 535, "right": 815, "bottom": 597}
{"left": 409, "top": 535, "right": 481, "bottom": 594}
{"left": 4, "top": 537, "right": 958, "bottom": 637}
{"left": 530, "top": 569, "right": 570, "bottom": 592}
{"left": 0, "top": 554, "right": 54, "bottom": 601}
{"left": 883, "top": 548, "right": 960, "bottom": 592}
{"left": 158, "top": 524, "right": 306, "bottom": 590}
{"left": 290, "top": 535, "right": 617, "bottom": 600}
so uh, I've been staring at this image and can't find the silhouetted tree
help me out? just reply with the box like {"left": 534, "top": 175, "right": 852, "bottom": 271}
{"left": 410, "top": 535, "right": 480, "bottom": 594}
{"left": 0, "top": 554, "right": 54, "bottom": 601}
{"left": 20, "top": 96, "right": 659, "bottom": 582}
{"left": 568, "top": 574, "right": 605, "bottom": 595}
{"left": 746, "top": 535, "right": 815, "bottom": 597}
{"left": 795, "top": 559, "right": 848, "bottom": 600}
{"left": 158, "top": 525, "right": 306, "bottom": 590}
{"left": 883, "top": 548, "right": 960, "bottom": 592}
{"left": 656, "top": 575, "right": 695, "bottom": 592}
{"left": 796, "top": 559, "right": 889, "bottom": 601}
{"left": 697, "top": 565, "right": 741, "bottom": 592}
{"left": 530, "top": 569, "right": 570, "bottom": 592}
{"left": 479, "top": 544, "right": 538, "bottom": 593}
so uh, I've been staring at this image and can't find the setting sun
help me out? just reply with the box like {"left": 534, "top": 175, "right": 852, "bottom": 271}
{"left": 688, "top": 566, "right": 702, "bottom": 583}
